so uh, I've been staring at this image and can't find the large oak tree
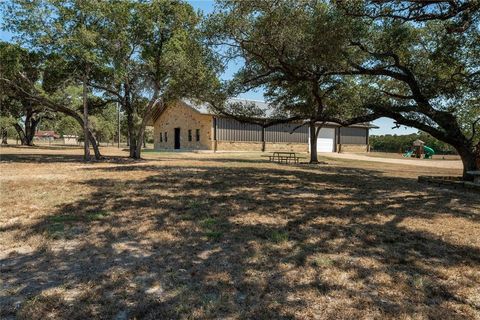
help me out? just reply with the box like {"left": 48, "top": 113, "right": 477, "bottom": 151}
{"left": 0, "top": 42, "right": 105, "bottom": 155}
{"left": 86, "top": 0, "right": 220, "bottom": 159}
{"left": 0, "top": 43, "right": 48, "bottom": 145}
{"left": 209, "top": 0, "right": 479, "bottom": 175}
{"left": 206, "top": 1, "right": 379, "bottom": 163}
{"left": 2, "top": 0, "right": 107, "bottom": 160}
{"left": 336, "top": 3, "right": 480, "bottom": 178}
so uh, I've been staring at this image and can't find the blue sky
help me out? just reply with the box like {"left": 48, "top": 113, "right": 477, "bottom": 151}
{"left": 0, "top": 0, "right": 417, "bottom": 136}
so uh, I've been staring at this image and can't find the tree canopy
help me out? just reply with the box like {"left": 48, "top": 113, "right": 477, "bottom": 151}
{"left": 206, "top": 0, "right": 479, "bottom": 175}
{"left": 84, "top": 0, "right": 221, "bottom": 158}
{"left": 336, "top": 0, "right": 480, "bottom": 33}
{"left": 206, "top": 1, "right": 379, "bottom": 162}
{"left": 340, "top": 4, "right": 480, "bottom": 177}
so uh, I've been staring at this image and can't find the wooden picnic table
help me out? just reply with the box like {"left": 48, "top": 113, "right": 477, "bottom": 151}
{"left": 262, "top": 151, "right": 306, "bottom": 164}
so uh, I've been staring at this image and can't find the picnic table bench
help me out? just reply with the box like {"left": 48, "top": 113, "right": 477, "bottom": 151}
{"left": 261, "top": 151, "right": 306, "bottom": 164}
{"left": 466, "top": 171, "right": 480, "bottom": 185}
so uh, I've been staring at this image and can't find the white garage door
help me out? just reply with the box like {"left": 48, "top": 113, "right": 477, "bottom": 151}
{"left": 309, "top": 127, "right": 335, "bottom": 153}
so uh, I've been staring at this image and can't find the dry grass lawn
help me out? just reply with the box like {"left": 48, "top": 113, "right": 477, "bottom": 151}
{"left": 0, "top": 146, "right": 479, "bottom": 319}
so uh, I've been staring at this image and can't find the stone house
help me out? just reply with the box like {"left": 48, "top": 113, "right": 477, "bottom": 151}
{"left": 151, "top": 99, "right": 377, "bottom": 153}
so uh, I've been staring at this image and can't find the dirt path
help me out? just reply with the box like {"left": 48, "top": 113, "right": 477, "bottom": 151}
{"left": 322, "top": 152, "right": 463, "bottom": 169}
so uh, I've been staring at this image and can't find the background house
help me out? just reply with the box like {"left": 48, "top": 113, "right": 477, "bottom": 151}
{"left": 152, "top": 100, "right": 377, "bottom": 153}
{"left": 62, "top": 135, "right": 78, "bottom": 145}
{"left": 34, "top": 130, "right": 60, "bottom": 142}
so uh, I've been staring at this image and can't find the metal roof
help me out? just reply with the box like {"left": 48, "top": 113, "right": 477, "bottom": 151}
{"left": 183, "top": 98, "right": 271, "bottom": 116}
{"left": 182, "top": 99, "right": 378, "bottom": 129}
{"left": 315, "top": 121, "right": 380, "bottom": 129}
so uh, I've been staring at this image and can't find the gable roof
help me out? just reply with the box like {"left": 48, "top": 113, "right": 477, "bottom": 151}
{"left": 183, "top": 98, "right": 272, "bottom": 116}
{"left": 35, "top": 130, "right": 60, "bottom": 138}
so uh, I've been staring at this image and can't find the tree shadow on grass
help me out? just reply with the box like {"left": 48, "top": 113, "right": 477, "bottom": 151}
{"left": 0, "top": 152, "right": 164, "bottom": 165}
{"left": 0, "top": 153, "right": 86, "bottom": 163}
{"left": 1, "top": 162, "right": 479, "bottom": 319}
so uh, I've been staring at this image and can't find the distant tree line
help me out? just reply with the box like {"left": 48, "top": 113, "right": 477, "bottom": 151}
{"left": 1, "top": 104, "right": 155, "bottom": 146}
{"left": 370, "top": 132, "right": 457, "bottom": 154}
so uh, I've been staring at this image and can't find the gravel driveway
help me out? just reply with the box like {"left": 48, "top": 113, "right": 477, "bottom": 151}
{"left": 322, "top": 152, "right": 463, "bottom": 169}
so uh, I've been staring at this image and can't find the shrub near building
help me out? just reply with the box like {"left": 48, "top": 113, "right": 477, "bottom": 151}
{"left": 370, "top": 132, "right": 457, "bottom": 154}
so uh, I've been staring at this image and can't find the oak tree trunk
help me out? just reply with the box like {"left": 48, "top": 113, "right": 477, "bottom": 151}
{"left": 13, "top": 108, "right": 39, "bottom": 146}
{"left": 88, "top": 130, "right": 102, "bottom": 160}
{"left": 129, "top": 136, "right": 138, "bottom": 158}
{"left": 309, "top": 121, "right": 319, "bottom": 164}
{"left": 455, "top": 144, "right": 479, "bottom": 180}
{"left": 126, "top": 93, "right": 159, "bottom": 160}
{"left": 24, "top": 115, "right": 39, "bottom": 146}
{"left": 51, "top": 103, "right": 102, "bottom": 160}
{"left": 82, "top": 69, "right": 91, "bottom": 161}
{"left": 13, "top": 123, "right": 27, "bottom": 145}
{"left": 1, "top": 128, "right": 8, "bottom": 144}
{"left": 134, "top": 125, "right": 146, "bottom": 160}
{"left": 127, "top": 111, "right": 139, "bottom": 159}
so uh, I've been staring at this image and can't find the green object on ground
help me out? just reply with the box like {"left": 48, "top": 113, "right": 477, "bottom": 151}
{"left": 424, "top": 146, "right": 435, "bottom": 159}
{"left": 403, "top": 150, "right": 414, "bottom": 158}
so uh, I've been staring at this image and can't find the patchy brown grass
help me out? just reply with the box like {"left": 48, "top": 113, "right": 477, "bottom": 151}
{"left": 0, "top": 146, "right": 479, "bottom": 319}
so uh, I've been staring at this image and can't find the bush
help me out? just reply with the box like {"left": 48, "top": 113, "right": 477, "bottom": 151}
{"left": 370, "top": 132, "right": 456, "bottom": 154}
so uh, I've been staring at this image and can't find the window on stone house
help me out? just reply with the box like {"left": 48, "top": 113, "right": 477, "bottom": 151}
{"left": 164, "top": 132, "right": 167, "bottom": 142}
{"left": 195, "top": 129, "right": 200, "bottom": 142}
{"left": 159, "top": 132, "right": 163, "bottom": 142}
{"left": 188, "top": 129, "right": 192, "bottom": 142}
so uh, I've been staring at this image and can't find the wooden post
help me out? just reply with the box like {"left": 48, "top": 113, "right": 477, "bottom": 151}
{"left": 261, "top": 126, "right": 265, "bottom": 152}
{"left": 82, "top": 66, "right": 90, "bottom": 161}
{"left": 213, "top": 117, "right": 217, "bottom": 152}
{"left": 117, "top": 102, "right": 120, "bottom": 148}
{"left": 337, "top": 127, "right": 342, "bottom": 153}
{"left": 366, "top": 128, "right": 370, "bottom": 152}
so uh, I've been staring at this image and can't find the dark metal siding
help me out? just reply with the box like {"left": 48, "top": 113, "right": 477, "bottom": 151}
{"left": 339, "top": 127, "right": 367, "bottom": 144}
{"left": 216, "top": 118, "right": 262, "bottom": 141}
{"left": 265, "top": 123, "right": 308, "bottom": 143}
{"left": 216, "top": 117, "right": 309, "bottom": 143}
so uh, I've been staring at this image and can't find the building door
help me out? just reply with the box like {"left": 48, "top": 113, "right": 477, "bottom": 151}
{"left": 317, "top": 127, "right": 335, "bottom": 152}
{"left": 174, "top": 128, "right": 181, "bottom": 149}
{"left": 308, "top": 127, "right": 335, "bottom": 153}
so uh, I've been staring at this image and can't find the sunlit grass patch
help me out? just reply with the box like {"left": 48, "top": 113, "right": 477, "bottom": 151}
{"left": 46, "top": 222, "right": 65, "bottom": 239}
{"left": 184, "top": 199, "right": 213, "bottom": 218}
{"left": 410, "top": 274, "right": 432, "bottom": 291}
{"left": 311, "top": 254, "right": 335, "bottom": 267}
{"left": 268, "top": 230, "right": 289, "bottom": 243}
{"left": 200, "top": 217, "right": 224, "bottom": 241}
{"left": 49, "top": 214, "right": 79, "bottom": 223}
{"left": 200, "top": 217, "right": 217, "bottom": 228}
{"left": 87, "top": 210, "right": 110, "bottom": 221}
{"left": 46, "top": 211, "right": 111, "bottom": 238}
{"left": 49, "top": 211, "right": 110, "bottom": 224}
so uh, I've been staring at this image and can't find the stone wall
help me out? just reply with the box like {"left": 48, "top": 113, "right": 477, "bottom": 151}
{"left": 215, "top": 141, "right": 263, "bottom": 151}
{"left": 337, "top": 144, "right": 368, "bottom": 153}
{"left": 215, "top": 141, "right": 308, "bottom": 152}
{"left": 265, "top": 142, "right": 308, "bottom": 152}
{"left": 154, "top": 101, "right": 212, "bottom": 150}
